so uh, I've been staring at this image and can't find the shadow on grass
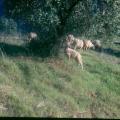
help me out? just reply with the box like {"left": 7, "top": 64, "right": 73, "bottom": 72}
{"left": 0, "top": 42, "right": 53, "bottom": 58}
{"left": 95, "top": 47, "right": 120, "bottom": 58}
{"left": 1, "top": 41, "right": 119, "bottom": 59}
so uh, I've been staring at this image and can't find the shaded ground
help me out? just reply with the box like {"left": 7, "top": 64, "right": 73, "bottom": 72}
{"left": 0, "top": 42, "right": 53, "bottom": 58}
{"left": 95, "top": 47, "right": 120, "bottom": 58}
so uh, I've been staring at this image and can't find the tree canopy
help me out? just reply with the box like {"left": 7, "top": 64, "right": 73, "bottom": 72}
{"left": 3, "top": 0, "right": 120, "bottom": 54}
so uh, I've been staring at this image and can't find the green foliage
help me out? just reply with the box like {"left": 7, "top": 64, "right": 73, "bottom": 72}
{"left": 3, "top": 0, "right": 120, "bottom": 54}
{"left": 0, "top": 17, "right": 17, "bottom": 34}
{"left": 65, "top": 0, "right": 120, "bottom": 41}
{"left": 113, "top": 0, "right": 120, "bottom": 36}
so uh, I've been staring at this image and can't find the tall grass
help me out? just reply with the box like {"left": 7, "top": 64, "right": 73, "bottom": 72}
{"left": 0, "top": 36, "right": 120, "bottom": 118}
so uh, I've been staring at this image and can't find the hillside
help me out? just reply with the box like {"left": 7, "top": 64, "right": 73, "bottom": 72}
{"left": 0, "top": 39, "right": 120, "bottom": 118}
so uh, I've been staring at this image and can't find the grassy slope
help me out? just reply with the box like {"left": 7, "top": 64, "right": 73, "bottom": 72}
{"left": 0, "top": 40, "right": 120, "bottom": 118}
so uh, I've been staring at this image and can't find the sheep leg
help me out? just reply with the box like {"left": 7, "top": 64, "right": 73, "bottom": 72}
{"left": 80, "top": 62, "right": 83, "bottom": 70}
{"left": 81, "top": 47, "right": 83, "bottom": 51}
{"left": 79, "top": 59, "right": 83, "bottom": 70}
{"left": 76, "top": 56, "right": 83, "bottom": 70}
{"left": 83, "top": 46, "right": 86, "bottom": 50}
{"left": 74, "top": 45, "right": 77, "bottom": 50}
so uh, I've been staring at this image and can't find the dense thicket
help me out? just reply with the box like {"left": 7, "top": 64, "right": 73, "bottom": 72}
{"left": 3, "top": 0, "right": 120, "bottom": 55}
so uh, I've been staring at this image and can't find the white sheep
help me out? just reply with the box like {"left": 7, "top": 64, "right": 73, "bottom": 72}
{"left": 65, "top": 47, "right": 83, "bottom": 70}
{"left": 66, "top": 34, "right": 74, "bottom": 42}
{"left": 65, "top": 34, "right": 75, "bottom": 48}
{"left": 83, "top": 40, "right": 95, "bottom": 50}
{"left": 92, "top": 40, "right": 101, "bottom": 49}
{"left": 73, "top": 38, "right": 84, "bottom": 50}
{"left": 28, "top": 32, "right": 37, "bottom": 43}
{"left": 66, "top": 35, "right": 84, "bottom": 50}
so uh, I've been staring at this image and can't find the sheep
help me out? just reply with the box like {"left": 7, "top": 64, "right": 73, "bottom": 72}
{"left": 65, "top": 39, "right": 72, "bottom": 48}
{"left": 83, "top": 40, "right": 95, "bottom": 50}
{"left": 73, "top": 38, "right": 84, "bottom": 50}
{"left": 65, "top": 34, "right": 75, "bottom": 48}
{"left": 92, "top": 40, "right": 101, "bottom": 49}
{"left": 65, "top": 47, "right": 83, "bottom": 70}
{"left": 65, "top": 35, "right": 94, "bottom": 51}
{"left": 66, "top": 35, "right": 84, "bottom": 50}
{"left": 28, "top": 32, "right": 37, "bottom": 43}
{"left": 66, "top": 34, "right": 74, "bottom": 43}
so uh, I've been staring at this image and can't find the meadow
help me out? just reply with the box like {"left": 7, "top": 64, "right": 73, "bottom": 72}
{"left": 0, "top": 36, "right": 120, "bottom": 118}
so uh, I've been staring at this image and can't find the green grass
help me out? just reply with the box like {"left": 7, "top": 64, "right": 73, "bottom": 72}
{"left": 0, "top": 38, "right": 120, "bottom": 118}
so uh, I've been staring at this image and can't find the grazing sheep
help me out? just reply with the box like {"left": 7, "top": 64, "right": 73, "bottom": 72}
{"left": 66, "top": 35, "right": 84, "bottom": 50}
{"left": 92, "top": 40, "right": 101, "bottom": 49}
{"left": 65, "top": 47, "right": 83, "bottom": 70}
{"left": 65, "top": 39, "right": 72, "bottom": 48}
{"left": 73, "top": 38, "right": 84, "bottom": 50}
{"left": 65, "top": 34, "right": 75, "bottom": 48}
{"left": 28, "top": 32, "right": 37, "bottom": 43}
{"left": 66, "top": 34, "right": 74, "bottom": 42}
{"left": 83, "top": 40, "right": 95, "bottom": 50}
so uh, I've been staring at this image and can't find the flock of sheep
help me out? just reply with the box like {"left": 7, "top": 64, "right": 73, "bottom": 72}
{"left": 27, "top": 32, "right": 102, "bottom": 70}
{"left": 64, "top": 34, "right": 102, "bottom": 70}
